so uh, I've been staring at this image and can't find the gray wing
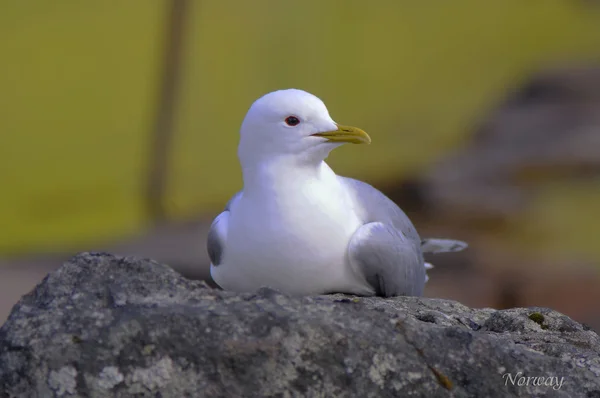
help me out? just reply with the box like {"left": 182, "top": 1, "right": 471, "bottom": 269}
{"left": 207, "top": 191, "right": 241, "bottom": 266}
{"left": 340, "top": 177, "right": 425, "bottom": 297}
{"left": 339, "top": 177, "right": 422, "bottom": 247}
{"left": 348, "top": 222, "right": 425, "bottom": 297}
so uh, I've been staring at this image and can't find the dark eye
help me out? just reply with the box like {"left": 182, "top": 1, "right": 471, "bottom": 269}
{"left": 284, "top": 116, "right": 300, "bottom": 126}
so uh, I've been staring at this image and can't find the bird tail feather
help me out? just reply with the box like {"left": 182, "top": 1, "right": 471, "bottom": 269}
{"left": 421, "top": 240, "right": 467, "bottom": 283}
{"left": 421, "top": 238, "right": 468, "bottom": 254}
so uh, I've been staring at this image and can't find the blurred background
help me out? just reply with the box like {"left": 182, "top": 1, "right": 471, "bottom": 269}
{"left": 1, "top": 1, "right": 600, "bottom": 330}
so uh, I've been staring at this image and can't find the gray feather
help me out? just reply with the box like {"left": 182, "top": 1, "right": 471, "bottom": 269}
{"left": 224, "top": 191, "right": 242, "bottom": 211}
{"left": 207, "top": 191, "right": 242, "bottom": 266}
{"left": 348, "top": 222, "right": 425, "bottom": 297}
{"left": 340, "top": 177, "right": 425, "bottom": 296}
{"left": 421, "top": 238, "right": 468, "bottom": 253}
{"left": 207, "top": 219, "right": 225, "bottom": 266}
{"left": 339, "top": 177, "right": 422, "bottom": 248}
{"left": 339, "top": 176, "right": 466, "bottom": 296}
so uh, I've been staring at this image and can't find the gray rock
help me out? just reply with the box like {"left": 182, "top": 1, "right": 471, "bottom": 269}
{"left": 1, "top": 253, "right": 598, "bottom": 398}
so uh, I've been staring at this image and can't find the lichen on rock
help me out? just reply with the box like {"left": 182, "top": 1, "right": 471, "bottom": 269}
{"left": 0, "top": 252, "right": 598, "bottom": 397}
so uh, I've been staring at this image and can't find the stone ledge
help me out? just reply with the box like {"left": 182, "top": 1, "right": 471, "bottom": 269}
{"left": 0, "top": 252, "right": 598, "bottom": 397}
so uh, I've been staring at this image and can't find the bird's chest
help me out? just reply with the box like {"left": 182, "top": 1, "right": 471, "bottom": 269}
{"left": 228, "top": 184, "right": 360, "bottom": 265}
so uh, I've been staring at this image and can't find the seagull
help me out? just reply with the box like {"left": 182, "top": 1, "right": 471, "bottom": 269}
{"left": 208, "top": 89, "right": 466, "bottom": 297}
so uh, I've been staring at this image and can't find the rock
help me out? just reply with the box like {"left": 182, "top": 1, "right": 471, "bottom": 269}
{"left": 1, "top": 253, "right": 599, "bottom": 398}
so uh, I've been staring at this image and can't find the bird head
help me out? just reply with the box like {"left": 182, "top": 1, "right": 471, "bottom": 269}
{"left": 238, "top": 89, "right": 370, "bottom": 167}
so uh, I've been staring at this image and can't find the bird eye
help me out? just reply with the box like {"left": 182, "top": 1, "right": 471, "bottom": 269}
{"left": 284, "top": 116, "right": 300, "bottom": 126}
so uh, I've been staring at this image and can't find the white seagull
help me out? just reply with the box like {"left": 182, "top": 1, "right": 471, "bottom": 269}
{"left": 208, "top": 89, "right": 466, "bottom": 297}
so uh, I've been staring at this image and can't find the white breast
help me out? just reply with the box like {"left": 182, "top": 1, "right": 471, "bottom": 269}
{"left": 212, "top": 162, "right": 373, "bottom": 296}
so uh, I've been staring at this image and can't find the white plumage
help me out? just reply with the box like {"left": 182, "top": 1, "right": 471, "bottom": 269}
{"left": 208, "top": 89, "right": 466, "bottom": 297}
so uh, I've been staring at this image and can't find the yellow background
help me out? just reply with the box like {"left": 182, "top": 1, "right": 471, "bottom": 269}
{"left": 1, "top": 0, "right": 600, "bottom": 259}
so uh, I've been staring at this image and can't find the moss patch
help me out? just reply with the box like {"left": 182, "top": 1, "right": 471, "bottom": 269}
{"left": 528, "top": 312, "right": 549, "bottom": 330}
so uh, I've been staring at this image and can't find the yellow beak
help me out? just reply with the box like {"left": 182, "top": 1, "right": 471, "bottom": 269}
{"left": 311, "top": 124, "right": 371, "bottom": 144}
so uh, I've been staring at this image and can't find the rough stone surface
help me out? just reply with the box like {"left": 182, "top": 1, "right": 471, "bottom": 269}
{"left": 1, "top": 253, "right": 599, "bottom": 398}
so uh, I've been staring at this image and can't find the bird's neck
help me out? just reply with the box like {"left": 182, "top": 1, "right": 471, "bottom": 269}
{"left": 241, "top": 157, "right": 335, "bottom": 198}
